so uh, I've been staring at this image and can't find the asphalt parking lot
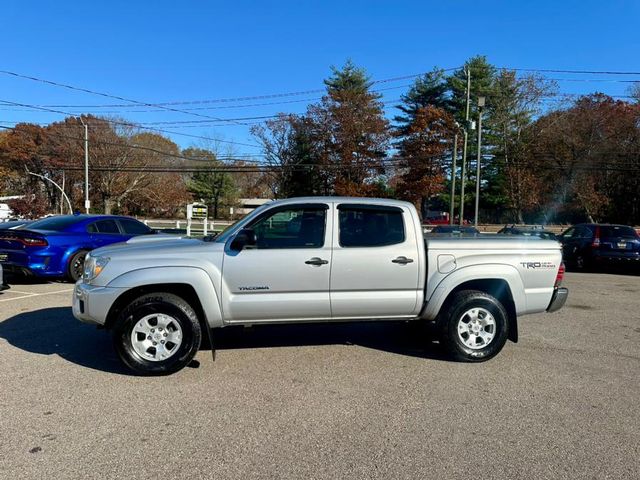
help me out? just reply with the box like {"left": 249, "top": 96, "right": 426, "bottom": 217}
{"left": 0, "top": 272, "right": 639, "bottom": 479}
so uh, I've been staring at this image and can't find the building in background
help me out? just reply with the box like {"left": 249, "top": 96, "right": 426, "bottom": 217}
{"left": 236, "top": 198, "right": 272, "bottom": 216}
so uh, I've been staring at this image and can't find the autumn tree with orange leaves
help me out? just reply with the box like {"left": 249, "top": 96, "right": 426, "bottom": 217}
{"left": 394, "top": 106, "right": 455, "bottom": 217}
{"left": 527, "top": 94, "right": 640, "bottom": 224}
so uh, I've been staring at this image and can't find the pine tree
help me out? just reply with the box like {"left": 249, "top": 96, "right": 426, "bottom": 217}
{"left": 318, "top": 60, "right": 391, "bottom": 195}
{"left": 394, "top": 68, "right": 450, "bottom": 136}
{"left": 184, "top": 147, "right": 236, "bottom": 219}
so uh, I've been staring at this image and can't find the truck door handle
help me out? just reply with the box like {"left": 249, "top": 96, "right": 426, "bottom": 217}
{"left": 305, "top": 257, "right": 329, "bottom": 266}
{"left": 392, "top": 256, "right": 414, "bottom": 265}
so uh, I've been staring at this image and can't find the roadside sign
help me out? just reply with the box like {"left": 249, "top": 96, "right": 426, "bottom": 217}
{"left": 187, "top": 203, "right": 208, "bottom": 220}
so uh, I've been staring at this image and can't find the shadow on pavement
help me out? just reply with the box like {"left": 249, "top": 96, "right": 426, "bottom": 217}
{"left": 210, "top": 321, "right": 448, "bottom": 361}
{"left": 0, "top": 307, "right": 132, "bottom": 375}
{"left": 565, "top": 265, "right": 640, "bottom": 276}
{"left": 0, "top": 307, "right": 448, "bottom": 375}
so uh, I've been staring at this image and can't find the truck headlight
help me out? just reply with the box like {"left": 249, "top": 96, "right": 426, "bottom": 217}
{"left": 83, "top": 255, "right": 110, "bottom": 283}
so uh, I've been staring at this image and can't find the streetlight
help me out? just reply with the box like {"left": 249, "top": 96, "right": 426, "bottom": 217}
{"left": 449, "top": 122, "right": 460, "bottom": 225}
{"left": 26, "top": 170, "right": 73, "bottom": 214}
{"left": 474, "top": 96, "right": 485, "bottom": 227}
{"left": 459, "top": 67, "right": 471, "bottom": 226}
{"left": 79, "top": 117, "right": 90, "bottom": 213}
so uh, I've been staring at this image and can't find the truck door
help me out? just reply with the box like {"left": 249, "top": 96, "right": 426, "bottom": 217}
{"left": 221, "top": 203, "right": 332, "bottom": 322}
{"left": 330, "top": 203, "right": 421, "bottom": 319}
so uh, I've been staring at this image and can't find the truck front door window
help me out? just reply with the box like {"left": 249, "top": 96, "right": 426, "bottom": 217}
{"left": 251, "top": 207, "right": 326, "bottom": 249}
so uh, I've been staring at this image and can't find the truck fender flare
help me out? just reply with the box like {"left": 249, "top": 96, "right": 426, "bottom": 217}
{"left": 421, "top": 264, "right": 525, "bottom": 321}
{"left": 107, "top": 266, "right": 223, "bottom": 328}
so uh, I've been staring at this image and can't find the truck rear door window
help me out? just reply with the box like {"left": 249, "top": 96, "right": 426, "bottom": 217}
{"left": 338, "top": 205, "right": 405, "bottom": 247}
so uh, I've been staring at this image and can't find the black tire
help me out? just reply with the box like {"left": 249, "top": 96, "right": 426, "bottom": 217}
{"left": 574, "top": 253, "right": 593, "bottom": 272}
{"left": 113, "top": 293, "right": 202, "bottom": 375}
{"left": 67, "top": 250, "right": 89, "bottom": 282}
{"left": 440, "top": 290, "right": 509, "bottom": 362}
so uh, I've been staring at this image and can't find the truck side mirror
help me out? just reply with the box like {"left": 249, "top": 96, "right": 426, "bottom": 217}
{"left": 230, "top": 228, "right": 257, "bottom": 251}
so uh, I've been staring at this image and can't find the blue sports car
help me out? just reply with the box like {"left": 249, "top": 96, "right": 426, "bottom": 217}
{"left": 0, "top": 214, "right": 154, "bottom": 282}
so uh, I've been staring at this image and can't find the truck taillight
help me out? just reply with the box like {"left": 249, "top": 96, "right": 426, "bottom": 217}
{"left": 591, "top": 226, "right": 601, "bottom": 248}
{"left": 555, "top": 263, "right": 565, "bottom": 287}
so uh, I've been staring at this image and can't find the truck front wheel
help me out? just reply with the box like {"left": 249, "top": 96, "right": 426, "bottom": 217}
{"left": 113, "top": 293, "right": 202, "bottom": 375}
{"left": 441, "top": 290, "right": 509, "bottom": 362}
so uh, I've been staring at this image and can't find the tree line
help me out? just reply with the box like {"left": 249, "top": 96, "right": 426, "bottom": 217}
{"left": 1, "top": 56, "right": 639, "bottom": 224}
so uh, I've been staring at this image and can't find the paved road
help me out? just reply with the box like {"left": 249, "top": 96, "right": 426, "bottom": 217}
{"left": 0, "top": 273, "right": 638, "bottom": 479}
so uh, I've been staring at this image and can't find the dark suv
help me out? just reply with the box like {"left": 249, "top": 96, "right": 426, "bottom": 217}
{"left": 558, "top": 224, "right": 640, "bottom": 271}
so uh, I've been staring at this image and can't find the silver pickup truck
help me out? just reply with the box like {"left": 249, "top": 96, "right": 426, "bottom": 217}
{"left": 73, "top": 197, "right": 568, "bottom": 375}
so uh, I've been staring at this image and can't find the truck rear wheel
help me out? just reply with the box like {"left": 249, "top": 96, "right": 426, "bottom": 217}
{"left": 113, "top": 293, "right": 202, "bottom": 375}
{"left": 440, "top": 290, "right": 509, "bottom": 362}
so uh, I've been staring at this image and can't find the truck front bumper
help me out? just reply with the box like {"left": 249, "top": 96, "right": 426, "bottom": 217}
{"left": 73, "top": 282, "right": 124, "bottom": 326}
{"left": 547, "top": 287, "right": 568, "bottom": 313}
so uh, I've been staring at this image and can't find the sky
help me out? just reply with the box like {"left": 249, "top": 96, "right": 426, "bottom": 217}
{"left": 1, "top": 0, "right": 639, "bottom": 156}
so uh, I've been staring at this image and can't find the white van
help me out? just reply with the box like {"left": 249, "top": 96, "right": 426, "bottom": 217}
{"left": 0, "top": 203, "right": 12, "bottom": 221}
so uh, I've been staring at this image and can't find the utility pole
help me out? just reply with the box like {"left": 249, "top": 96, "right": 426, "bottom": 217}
{"left": 449, "top": 131, "right": 458, "bottom": 225}
{"left": 459, "top": 67, "right": 471, "bottom": 226}
{"left": 80, "top": 117, "right": 90, "bottom": 213}
{"left": 26, "top": 170, "right": 73, "bottom": 214}
{"left": 474, "top": 96, "right": 485, "bottom": 227}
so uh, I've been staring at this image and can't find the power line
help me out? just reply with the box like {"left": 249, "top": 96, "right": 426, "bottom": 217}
{"left": 0, "top": 124, "right": 266, "bottom": 164}
{"left": 0, "top": 83, "right": 413, "bottom": 114}
{"left": 0, "top": 99, "right": 261, "bottom": 148}
{"left": 0, "top": 68, "right": 456, "bottom": 109}
{"left": 3, "top": 121, "right": 639, "bottom": 176}
{"left": 499, "top": 67, "right": 640, "bottom": 75}
{"left": 0, "top": 69, "right": 253, "bottom": 128}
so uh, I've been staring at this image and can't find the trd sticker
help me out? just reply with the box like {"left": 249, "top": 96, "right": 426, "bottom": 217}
{"left": 520, "top": 262, "right": 556, "bottom": 269}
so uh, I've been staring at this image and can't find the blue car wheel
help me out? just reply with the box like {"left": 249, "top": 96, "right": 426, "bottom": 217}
{"left": 67, "top": 250, "right": 89, "bottom": 282}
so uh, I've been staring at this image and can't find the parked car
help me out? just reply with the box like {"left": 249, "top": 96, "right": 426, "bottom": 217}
{"left": 497, "top": 225, "right": 557, "bottom": 240}
{"left": 428, "top": 225, "right": 480, "bottom": 235}
{"left": 73, "top": 197, "right": 567, "bottom": 375}
{"left": 0, "top": 214, "right": 154, "bottom": 282}
{"left": 0, "top": 262, "right": 8, "bottom": 291}
{"left": 557, "top": 223, "right": 640, "bottom": 270}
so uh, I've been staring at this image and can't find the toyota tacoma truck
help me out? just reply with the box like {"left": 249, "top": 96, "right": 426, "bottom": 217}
{"left": 72, "top": 197, "right": 568, "bottom": 375}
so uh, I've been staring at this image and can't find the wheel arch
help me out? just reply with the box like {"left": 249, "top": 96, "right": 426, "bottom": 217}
{"left": 104, "top": 267, "right": 223, "bottom": 331}
{"left": 422, "top": 266, "right": 523, "bottom": 343}
{"left": 61, "top": 245, "right": 93, "bottom": 268}
{"left": 105, "top": 283, "right": 207, "bottom": 331}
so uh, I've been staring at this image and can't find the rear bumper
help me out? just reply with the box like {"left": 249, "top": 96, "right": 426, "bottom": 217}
{"left": 0, "top": 261, "right": 34, "bottom": 277}
{"left": 547, "top": 287, "right": 568, "bottom": 313}
{"left": 593, "top": 251, "right": 640, "bottom": 263}
{"left": 0, "top": 261, "right": 65, "bottom": 278}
